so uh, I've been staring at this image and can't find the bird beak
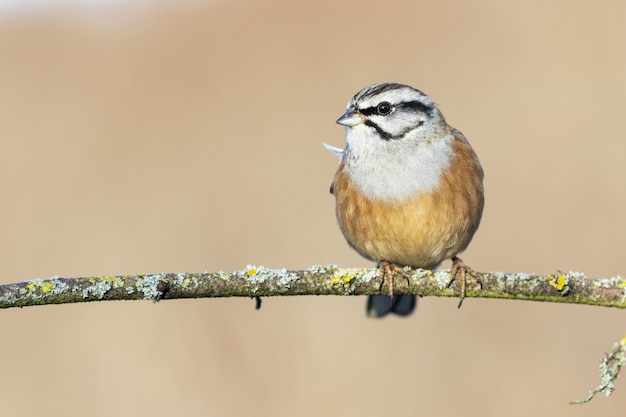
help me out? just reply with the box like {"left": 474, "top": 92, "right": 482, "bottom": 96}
{"left": 336, "top": 108, "right": 364, "bottom": 127}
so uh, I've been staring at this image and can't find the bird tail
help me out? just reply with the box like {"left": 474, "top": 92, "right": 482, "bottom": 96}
{"left": 366, "top": 295, "right": 416, "bottom": 318}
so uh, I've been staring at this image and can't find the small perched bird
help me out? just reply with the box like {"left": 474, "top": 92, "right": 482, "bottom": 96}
{"left": 325, "top": 82, "right": 484, "bottom": 317}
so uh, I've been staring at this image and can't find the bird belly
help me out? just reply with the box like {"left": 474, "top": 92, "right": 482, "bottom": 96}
{"left": 335, "top": 181, "right": 459, "bottom": 268}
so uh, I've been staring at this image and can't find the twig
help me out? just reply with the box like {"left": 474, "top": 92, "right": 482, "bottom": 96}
{"left": 1, "top": 264, "right": 624, "bottom": 403}
{"left": 1, "top": 265, "right": 624, "bottom": 309}
{"left": 571, "top": 336, "right": 626, "bottom": 404}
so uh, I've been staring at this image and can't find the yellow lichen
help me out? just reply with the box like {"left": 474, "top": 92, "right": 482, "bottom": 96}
{"left": 548, "top": 274, "right": 568, "bottom": 291}
{"left": 247, "top": 269, "right": 257, "bottom": 276}
{"left": 40, "top": 281, "right": 53, "bottom": 294}
{"left": 331, "top": 268, "right": 361, "bottom": 286}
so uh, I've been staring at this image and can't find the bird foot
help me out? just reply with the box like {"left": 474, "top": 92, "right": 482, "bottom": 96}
{"left": 379, "top": 260, "right": 411, "bottom": 299}
{"left": 448, "top": 256, "right": 482, "bottom": 308}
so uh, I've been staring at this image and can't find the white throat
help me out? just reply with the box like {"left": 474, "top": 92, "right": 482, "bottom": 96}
{"left": 343, "top": 126, "right": 454, "bottom": 202}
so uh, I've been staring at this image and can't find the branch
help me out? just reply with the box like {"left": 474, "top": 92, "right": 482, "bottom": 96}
{"left": 571, "top": 336, "right": 626, "bottom": 404}
{"left": 1, "top": 264, "right": 624, "bottom": 403}
{"left": 1, "top": 265, "right": 625, "bottom": 308}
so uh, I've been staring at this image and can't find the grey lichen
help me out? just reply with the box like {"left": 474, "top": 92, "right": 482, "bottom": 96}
{"left": 137, "top": 273, "right": 168, "bottom": 302}
{"left": 242, "top": 265, "right": 300, "bottom": 295}
{"left": 433, "top": 270, "right": 452, "bottom": 289}
{"left": 308, "top": 264, "right": 337, "bottom": 275}
{"left": 82, "top": 279, "right": 112, "bottom": 300}
{"left": 572, "top": 338, "right": 626, "bottom": 404}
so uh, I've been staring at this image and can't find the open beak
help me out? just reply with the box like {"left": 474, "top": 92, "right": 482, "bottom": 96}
{"left": 336, "top": 108, "right": 364, "bottom": 127}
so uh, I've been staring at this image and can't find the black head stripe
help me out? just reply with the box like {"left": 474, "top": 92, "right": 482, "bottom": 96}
{"left": 364, "top": 119, "right": 425, "bottom": 141}
{"left": 399, "top": 100, "right": 433, "bottom": 115}
{"left": 359, "top": 100, "right": 432, "bottom": 118}
{"left": 364, "top": 120, "right": 393, "bottom": 141}
{"left": 359, "top": 106, "right": 379, "bottom": 117}
{"left": 357, "top": 83, "right": 407, "bottom": 101}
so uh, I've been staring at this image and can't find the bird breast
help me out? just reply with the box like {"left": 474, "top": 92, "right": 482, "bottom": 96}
{"left": 333, "top": 130, "right": 484, "bottom": 268}
{"left": 342, "top": 127, "right": 455, "bottom": 202}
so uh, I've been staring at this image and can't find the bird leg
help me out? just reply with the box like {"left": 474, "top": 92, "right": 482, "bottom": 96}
{"left": 448, "top": 256, "right": 482, "bottom": 308}
{"left": 379, "top": 260, "right": 412, "bottom": 299}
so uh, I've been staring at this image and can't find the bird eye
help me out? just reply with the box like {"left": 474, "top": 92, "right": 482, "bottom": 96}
{"left": 376, "top": 102, "right": 393, "bottom": 115}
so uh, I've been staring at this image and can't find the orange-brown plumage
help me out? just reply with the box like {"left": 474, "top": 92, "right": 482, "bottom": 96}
{"left": 333, "top": 129, "right": 483, "bottom": 269}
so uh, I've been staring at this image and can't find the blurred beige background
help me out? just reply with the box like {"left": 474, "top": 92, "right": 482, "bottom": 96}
{"left": 1, "top": 0, "right": 625, "bottom": 416}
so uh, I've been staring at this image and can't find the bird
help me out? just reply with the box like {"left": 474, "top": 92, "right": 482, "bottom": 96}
{"left": 324, "top": 82, "right": 484, "bottom": 317}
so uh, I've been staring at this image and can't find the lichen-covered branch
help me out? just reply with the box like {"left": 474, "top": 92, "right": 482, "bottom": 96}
{"left": 571, "top": 336, "right": 626, "bottom": 404}
{"left": 1, "top": 264, "right": 625, "bottom": 309}
{"left": 1, "top": 264, "right": 624, "bottom": 403}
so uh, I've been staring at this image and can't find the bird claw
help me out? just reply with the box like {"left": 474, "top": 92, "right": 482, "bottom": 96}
{"left": 448, "top": 256, "right": 482, "bottom": 308}
{"left": 379, "top": 260, "right": 411, "bottom": 299}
